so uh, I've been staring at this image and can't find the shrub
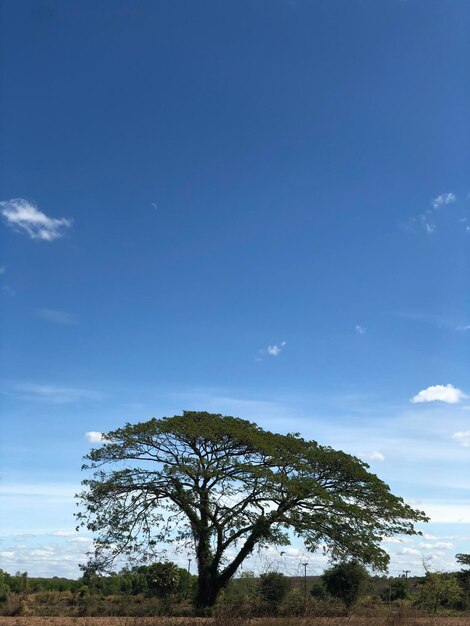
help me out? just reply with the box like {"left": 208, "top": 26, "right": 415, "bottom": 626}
{"left": 380, "top": 577, "right": 410, "bottom": 602}
{"left": 322, "top": 561, "right": 370, "bottom": 609}
{"left": 145, "top": 561, "right": 180, "bottom": 598}
{"left": 258, "top": 571, "right": 291, "bottom": 613}
{"left": 310, "top": 581, "right": 329, "bottom": 600}
{"left": 0, "top": 570, "right": 10, "bottom": 605}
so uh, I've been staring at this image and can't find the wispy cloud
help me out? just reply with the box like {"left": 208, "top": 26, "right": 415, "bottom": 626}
{"left": 410, "top": 384, "right": 465, "bottom": 405}
{"left": 0, "top": 198, "right": 73, "bottom": 241}
{"left": 36, "top": 308, "right": 77, "bottom": 325}
{"left": 420, "top": 541, "right": 454, "bottom": 550}
{"left": 0, "top": 483, "right": 76, "bottom": 498}
{"left": 405, "top": 192, "right": 457, "bottom": 234}
{"left": 355, "top": 324, "right": 366, "bottom": 335}
{"left": 453, "top": 430, "right": 470, "bottom": 448}
{"left": 11, "top": 383, "right": 104, "bottom": 404}
{"left": 431, "top": 192, "right": 456, "bottom": 209}
{"left": 0, "top": 266, "right": 5, "bottom": 274}
{"left": 359, "top": 450, "right": 385, "bottom": 462}
{"left": 396, "top": 310, "right": 470, "bottom": 333}
{"left": 1, "top": 285, "right": 15, "bottom": 296}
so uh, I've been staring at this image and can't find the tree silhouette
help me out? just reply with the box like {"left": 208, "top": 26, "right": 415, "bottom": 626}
{"left": 77, "top": 411, "right": 428, "bottom": 608}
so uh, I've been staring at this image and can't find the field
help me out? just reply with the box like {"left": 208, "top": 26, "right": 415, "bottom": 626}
{"left": 0, "top": 617, "right": 470, "bottom": 626}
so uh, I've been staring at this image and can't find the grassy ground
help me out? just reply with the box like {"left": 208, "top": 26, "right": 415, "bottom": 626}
{"left": 0, "top": 617, "right": 469, "bottom": 625}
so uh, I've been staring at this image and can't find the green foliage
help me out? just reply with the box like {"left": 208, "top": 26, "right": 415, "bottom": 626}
{"left": 135, "top": 562, "right": 180, "bottom": 598}
{"left": 418, "top": 572, "right": 462, "bottom": 613}
{"left": 380, "top": 577, "right": 409, "bottom": 602}
{"left": 228, "top": 570, "right": 257, "bottom": 600}
{"left": 454, "top": 556, "right": 470, "bottom": 611}
{"left": 258, "top": 572, "right": 291, "bottom": 611}
{"left": 456, "top": 553, "right": 470, "bottom": 568}
{"left": 118, "top": 569, "right": 148, "bottom": 595}
{"left": 322, "top": 561, "right": 370, "bottom": 608}
{"left": 0, "top": 570, "right": 10, "bottom": 605}
{"left": 77, "top": 411, "right": 428, "bottom": 608}
{"left": 310, "top": 581, "right": 329, "bottom": 599}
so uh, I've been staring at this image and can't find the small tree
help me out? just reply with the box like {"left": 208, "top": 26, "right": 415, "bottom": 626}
{"left": 322, "top": 561, "right": 370, "bottom": 609}
{"left": 0, "top": 570, "right": 10, "bottom": 605}
{"left": 258, "top": 571, "right": 291, "bottom": 612}
{"left": 418, "top": 572, "right": 462, "bottom": 613}
{"left": 77, "top": 411, "right": 428, "bottom": 608}
{"left": 456, "top": 553, "right": 470, "bottom": 610}
{"left": 144, "top": 562, "right": 180, "bottom": 598}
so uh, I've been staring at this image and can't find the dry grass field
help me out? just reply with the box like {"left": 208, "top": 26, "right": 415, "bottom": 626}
{"left": 0, "top": 617, "right": 469, "bottom": 626}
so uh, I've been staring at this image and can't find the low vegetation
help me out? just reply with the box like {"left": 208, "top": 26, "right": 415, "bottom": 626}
{"left": 0, "top": 558, "right": 469, "bottom": 621}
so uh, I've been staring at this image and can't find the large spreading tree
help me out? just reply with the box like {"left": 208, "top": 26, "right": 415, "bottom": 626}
{"left": 77, "top": 411, "right": 427, "bottom": 608}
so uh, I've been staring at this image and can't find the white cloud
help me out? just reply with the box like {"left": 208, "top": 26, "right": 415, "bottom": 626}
{"left": 14, "top": 383, "right": 104, "bottom": 404}
{"left": 266, "top": 341, "right": 287, "bottom": 357}
{"left": 410, "top": 384, "right": 465, "bottom": 405}
{"left": 49, "top": 530, "right": 78, "bottom": 537}
{"left": 420, "top": 542, "right": 454, "bottom": 551}
{"left": 0, "top": 198, "right": 72, "bottom": 241}
{"left": 420, "top": 212, "right": 436, "bottom": 234}
{"left": 36, "top": 308, "right": 77, "bottom": 325}
{"left": 406, "top": 192, "right": 456, "bottom": 234}
{"left": 355, "top": 324, "right": 366, "bottom": 335}
{"left": 0, "top": 483, "right": 76, "bottom": 498}
{"left": 0, "top": 551, "right": 15, "bottom": 559}
{"left": 0, "top": 266, "right": 5, "bottom": 274}
{"left": 400, "top": 547, "right": 421, "bottom": 556}
{"left": 69, "top": 536, "right": 93, "bottom": 544}
{"left": 359, "top": 450, "right": 385, "bottom": 462}
{"left": 85, "top": 431, "right": 105, "bottom": 444}
{"left": 411, "top": 501, "right": 470, "bottom": 523}
{"left": 431, "top": 192, "right": 456, "bottom": 209}
{"left": 453, "top": 430, "right": 470, "bottom": 448}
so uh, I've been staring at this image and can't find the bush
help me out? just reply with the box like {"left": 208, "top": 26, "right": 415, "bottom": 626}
{"left": 258, "top": 571, "right": 291, "bottom": 613}
{"left": 380, "top": 577, "right": 410, "bottom": 602}
{"left": 0, "top": 570, "right": 10, "bottom": 605}
{"left": 322, "top": 561, "right": 370, "bottom": 609}
{"left": 310, "top": 581, "right": 329, "bottom": 600}
{"left": 148, "top": 562, "right": 180, "bottom": 598}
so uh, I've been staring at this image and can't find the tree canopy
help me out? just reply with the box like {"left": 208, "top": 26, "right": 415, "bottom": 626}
{"left": 77, "top": 411, "right": 428, "bottom": 608}
{"left": 456, "top": 554, "right": 470, "bottom": 568}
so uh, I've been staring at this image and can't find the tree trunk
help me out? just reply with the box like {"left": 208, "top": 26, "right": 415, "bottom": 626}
{"left": 194, "top": 519, "right": 219, "bottom": 609}
{"left": 195, "top": 566, "right": 219, "bottom": 609}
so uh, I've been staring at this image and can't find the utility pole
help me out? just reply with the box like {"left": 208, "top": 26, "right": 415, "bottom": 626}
{"left": 303, "top": 562, "right": 308, "bottom": 613}
{"left": 403, "top": 569, "right": 411, "bottom": 593}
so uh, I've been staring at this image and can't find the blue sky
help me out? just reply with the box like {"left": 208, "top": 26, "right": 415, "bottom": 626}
{"left": 1, "top": 0, "right": 469, "bottom": 577}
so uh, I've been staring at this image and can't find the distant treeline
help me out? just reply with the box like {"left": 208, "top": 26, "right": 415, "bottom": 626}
{"left": 0, "top": 562, "right": 195, "bottom": 597}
